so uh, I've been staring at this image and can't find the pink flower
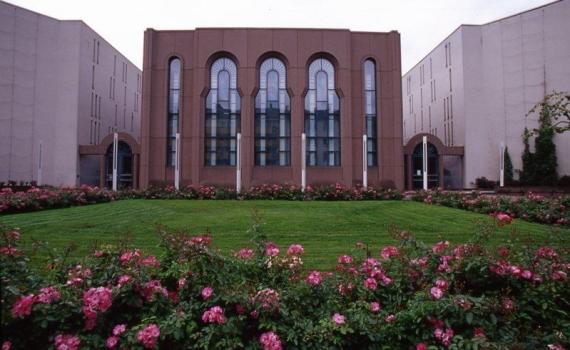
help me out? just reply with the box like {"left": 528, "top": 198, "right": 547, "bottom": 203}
{"left": 434, "top": 328, "right": 454, "bottom": 347}
{"left": 106, "top": 336, "right": 119, "bottom": 349}
{"left": 11, "top": 294, "right": 34, "bottom": 318}
{"left": 0, "top": 246, "right": 21, "bottom": 256}
{"left": 113, "top": 324, "right": 127, "bottom": 336}
{"left": 82, "top": 287, "right": 113, "bottom": 320}
{"left": 491, "top": 212, "right": 513, "bottom": 226}
{"left": 36, "top": 286, "right": 60, "bottom": 304}
{"left": 385, "top": 314, "right": 396, "bottom": 323}
{"left": 370, "top": 301, "right": 381, "bottom": 313}
{"left": 235, "top": 248, "right": 254, "bottom": 260}
{"left": 54, "top": 334, "right": 81, "bottom": 350}
{"left": 432, "top": 240, "right": 450, "bottom": 253}
{"left": 177, "top": 278, "right": 187, "bottom": 290}
{"left": 202, "top": 306, "right": 225, "bottom": 324}
{"left": 502, "top": 297, "right": 515, "bottom": 313}
{"left": 287, "top": 244, "right": 304, "bottom": 256}
{"left": 117, "top": 275, "right": 132, "bottom": 287}
{"left": 337, "top": 255, "right": 353, "bottom": 264}
{"left": 473, "top": 327, "right": 486, "bottom": 338}
{"left": 548, "top": 344, "right": 566, "bottom": 350}
{"left": 2, "top": 341, "right": 11, "bottom": 350}
{"left": 416, "top": 343, "right": 427, "bottom": 350}
{"left": 201, "top": 286, "right": 214, "bottom": 300}
{"left": 430, "top": 287, "right": 444, "bottom": 300}
{"left": 380, "top": 246, "right": 400, "bottom": 260}
{"left": 521, "top": 270, "right": 533, "bottom": 279}
{"left": 265, "top": 242, "right": 280, "bottom": 257}
{"left": 254, "top": 288, "right": 280, "bottom": 310}
{"left": 435, "top": 279, "right": 449, "bottom": 291}
{"left": 137, "top": 324, "right": 160, "bottom": 349}
{"left": 190, "top": 235, "right": 212, "bottom": 247}
{"left": 552, "top": 271, "right": 567, "bottom": 281}
{"left": 93, "top": 250, "right": 104, "bottom": 258}
{"left": 259, "top": 331, "right": 282, "bottom": 350}
{"left": 306, "top": 271, "right": 322, "bottom": 286}
{"left": 332, "top": 313, "right": 346, "bottom": 325}
{"left": 141, "top": 280, "right": 168, "bottom": 302}
{"left": 364, "top": 277, "right": 378, "bottom": 290}
{"left": 119, "top": 249, "right": 141, "bottom": 266}
{"left": 140, "top": 256, "right": 160, "bottom": 268}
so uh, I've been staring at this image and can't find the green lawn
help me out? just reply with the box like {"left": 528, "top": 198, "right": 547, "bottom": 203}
{"left": 1, "top": 200, "right": 567, "bottom": 269}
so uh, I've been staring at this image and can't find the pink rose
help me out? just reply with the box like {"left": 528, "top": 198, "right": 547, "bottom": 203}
{"left": 201, "top": 286, "right": 214, "bottom": 300}
{"left": 430, "top": 287, "right": 444, "bottom": 300}
{"left": 287, "top": 244, "right": 304, "bottom": 256}
{"left": 137, "top": 324, "right": 160, "bottom": 349}
{"left": 306, "top": 271, "right": 322, "bottom": 286}
{"left": 364, "top": 277, "right": 378, "bottom": 290}
{"left": 11, "top": 295, "right": 34, "bottom": 318}
{"left": 332, "top": 313, "right": 346, "bottom": 325}
{"left": 370, "top": 301, "right": 381, "bottom": 313}
{"left": 259, "top": 331, "right": 282, "bottom": 350}
{"left": 55, "top": 334, "right": 81, "bottom": 350}
{"left": 106, "top": 336, "right": 119, "bottom": 349}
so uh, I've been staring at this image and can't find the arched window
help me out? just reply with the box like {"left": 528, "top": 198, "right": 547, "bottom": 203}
{"left": 255, "top": 58, "right": 291, "bottom": 166}
{"left": 167, "top": 57, "right": 181, "bottom": 167}
{"left": 205, "top": 57, "right": 241, "bottom": 166}
{"left": 364, "top": 59, "right": 377, "bottom": 166}
{"left": 304, "top": 58, "right": 340, "bottom": 166}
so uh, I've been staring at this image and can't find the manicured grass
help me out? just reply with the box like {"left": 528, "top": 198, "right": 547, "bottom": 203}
{"left": 1, "top": 200, "right": 567, "bottom": 269}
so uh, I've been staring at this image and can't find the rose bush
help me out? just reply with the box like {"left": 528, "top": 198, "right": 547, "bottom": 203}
{"left": 1, "top": 218, "right": 569, "bottom": 349}
{"left": 410, "top": 190, "right": 570, "bottom": 227}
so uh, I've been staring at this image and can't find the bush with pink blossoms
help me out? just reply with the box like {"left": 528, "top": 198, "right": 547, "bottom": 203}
{"left": 410, "top": 189, "right": 570, "bottom": 227}
{"left": 0, "top": 223, "right": 569, "bottom": 349}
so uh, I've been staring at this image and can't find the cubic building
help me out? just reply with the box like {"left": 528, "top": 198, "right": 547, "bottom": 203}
{"left": 141, "top": 28, "right": 404, "bottom": 189}
{"left": 0, "top": 0, "right": 142, "bottom": 188}
{"left": 402, "top": 0, "right": 570, "bottom": 189}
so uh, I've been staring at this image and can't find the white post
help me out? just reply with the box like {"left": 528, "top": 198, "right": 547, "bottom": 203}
{"left": 499, "top": 142, "right": 505, "bottom": 187}
{"left": 236, "top": 132, "right": 241, "bottom": 193}
{"left": 37, "top": 141, "right": 43, "bottom": 186}
{"left": 362, "top": 134, "right": 368, "bottom": 188}
{"left": 422, "top": 136, "right": 428, "bottom": 190}
{"left": 174, "top": 132, "right": 180, "bottom": 190}
{"left": 112, "top": 132, "right": 118, "bottom": 191}
{"left": 301, "top": 133, "right": 307, "bottom": 191}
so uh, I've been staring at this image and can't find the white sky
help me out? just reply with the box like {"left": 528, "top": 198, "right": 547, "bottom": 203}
{"left": 6, "top": 0, "right": 555, "bottom": 72}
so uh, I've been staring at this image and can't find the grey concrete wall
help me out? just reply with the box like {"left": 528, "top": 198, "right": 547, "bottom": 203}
{"left": 0, "top": 0, "right": 141, "bottom": 187}
{"left": 403, "top": 0, "right": 570, "bottom": 188}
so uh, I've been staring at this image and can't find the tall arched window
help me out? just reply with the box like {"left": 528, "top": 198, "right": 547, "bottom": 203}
{"left": 167, "top": 57, "right": 181, "bottom": 167}
{"left": 364, "top": 59, "right": 377, "bottom": 166}
{"left": 205, "top": 57, "right": 241, "bottom": 166}
{"left": 255, "top": 58, "right": 291, "bottom": 166}
{"left": 304, "top": 58, "right": 340, "bottom": 166}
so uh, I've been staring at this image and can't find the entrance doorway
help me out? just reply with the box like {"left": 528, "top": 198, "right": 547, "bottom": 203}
{"left": 105, "top": 141, "right": 133, "bottom": 189}
{"left": 411, "top": 142, "right": 439, "bottom": 190}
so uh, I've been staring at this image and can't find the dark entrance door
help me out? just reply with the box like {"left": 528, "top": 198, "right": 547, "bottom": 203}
{"left": 105, "top": 141, "right": 133, "bottom": 189}
{"left": 412, "top": 142, "right": 439, "bottom": 190}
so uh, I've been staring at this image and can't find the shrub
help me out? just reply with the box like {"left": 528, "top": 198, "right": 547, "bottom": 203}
{"left": 475, "top": 177, "right": 497, "bottom": 190}
{"left": 409, "top": 190, "right": 570, "bottom": 227}
{"left": 1, "top": 223, "right": 569, "bottom": 349}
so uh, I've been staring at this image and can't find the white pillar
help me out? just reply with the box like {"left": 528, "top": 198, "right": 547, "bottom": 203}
{"left": 37, "top": 141, "right": 43, "bottom": 186}
{"left": 422, "top": 136, "right": 428, "bottom": 191}
{"left": 499, "top": 142, "right": 505, "bottom": 187}
{"left": 236, "top": 132, "right": 242, "bottom": 193}
{"left": 301, "top": 133, "right": 306, "bottom": 192}
{"left": 112, "top": 132, "right": 118, "bottom": 191}
{"left": 362, "top": 134, "right": 368, "bottom": 188}
{"left": 175, "top": 132, "right": 180, "bottom": 190}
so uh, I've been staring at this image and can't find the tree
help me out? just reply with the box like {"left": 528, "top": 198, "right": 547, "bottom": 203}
{"left": 527, "top": 91, "right": 570, "bottom": 135}
{"left": 503, "top": 147, "right": 513, "bottom": 185}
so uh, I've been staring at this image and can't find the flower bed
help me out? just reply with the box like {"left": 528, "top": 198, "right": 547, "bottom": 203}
{"left": 410, "top": 190, "right": 570, "bottom": 227}
{"left": 2, "top": 185, "right": 568, "bottom": 228}
{"left": 0, "top": 186, "right": 117, "bottom": 214}
{"left": 1, "top": 222, "right": 569, "bottom": 349}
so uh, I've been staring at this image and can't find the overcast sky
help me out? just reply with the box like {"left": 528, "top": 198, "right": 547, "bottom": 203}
{"left": 6, "top": 0, "right": 555, "bottom": 72}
